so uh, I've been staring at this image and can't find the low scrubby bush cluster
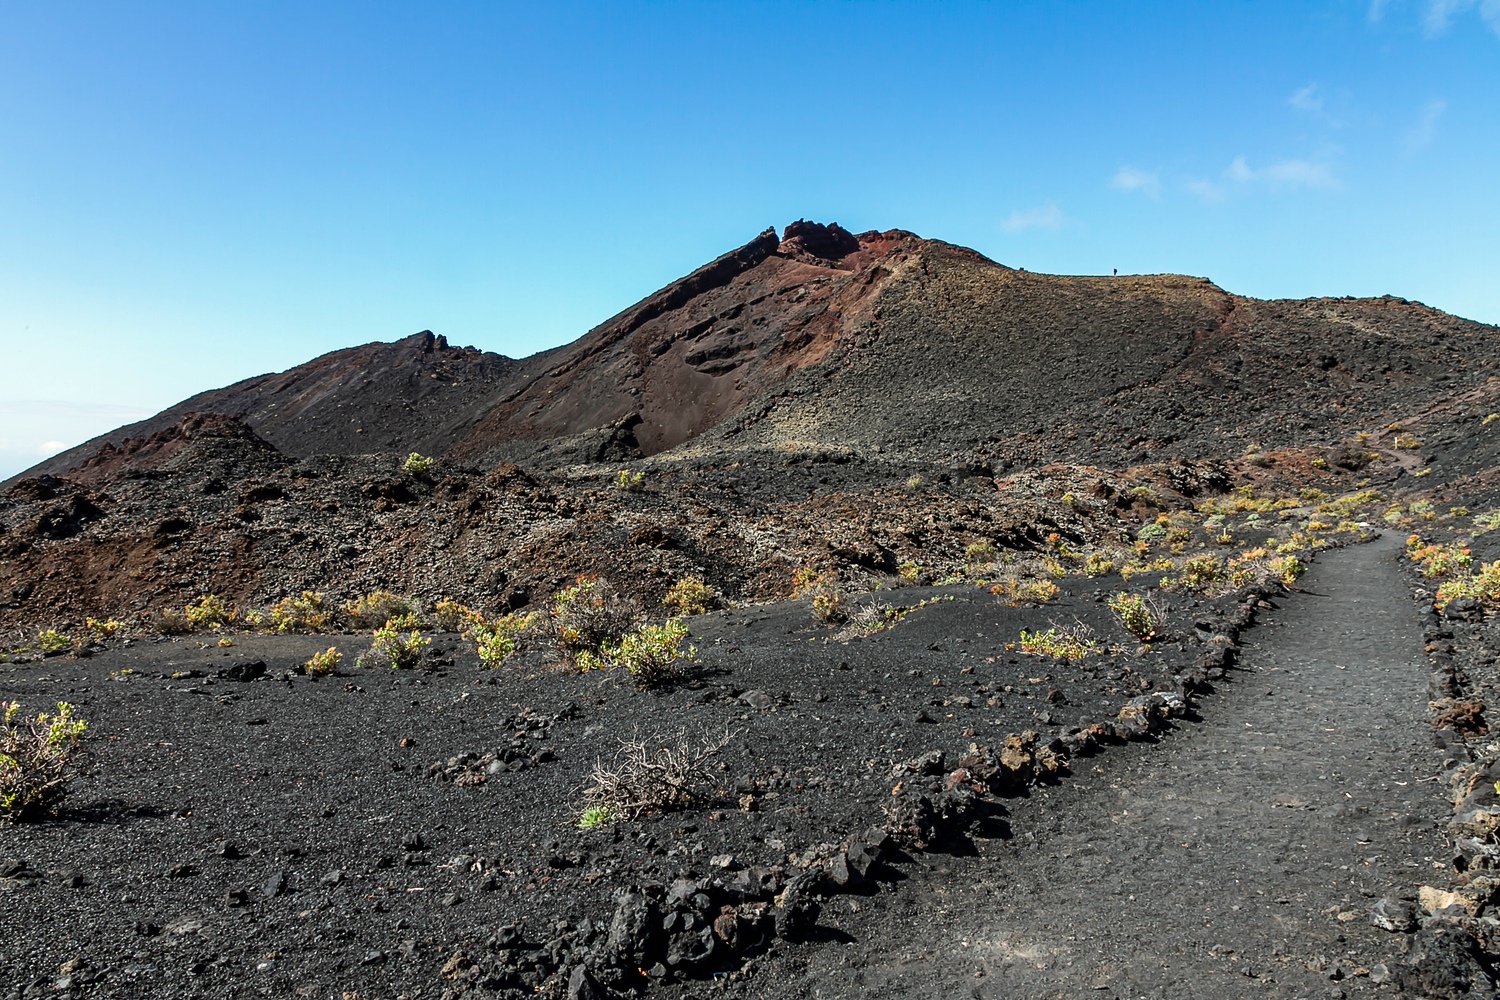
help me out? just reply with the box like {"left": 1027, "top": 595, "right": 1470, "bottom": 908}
{"left": 793, "top": 568, "right": 846, "bottom": 623}
{"left": 662, "top": 576, "right": 718, "bottom": 616}
{"left": 343, "top": 590, "right": 418, "bottom": 630}
{"left": 1018, "top": 624, "right": 1100, "bottom": 660}
{"left": 988, "top": 578, "right": 1060, "bottom": 606}
{"left": 1, "top": 701, "right": 87, "bottom": 822}
{"left": 546, "top": 576, "right": 643, "bottom": 663}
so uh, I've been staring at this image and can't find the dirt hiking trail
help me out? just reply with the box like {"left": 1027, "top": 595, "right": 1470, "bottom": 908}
{"left": 732, "top": 534, "right": 1453, "bottom": 999}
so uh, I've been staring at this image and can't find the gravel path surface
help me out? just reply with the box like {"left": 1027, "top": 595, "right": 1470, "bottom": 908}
{"left": 726, "top": 533, "right": 1451, "bottom": 999}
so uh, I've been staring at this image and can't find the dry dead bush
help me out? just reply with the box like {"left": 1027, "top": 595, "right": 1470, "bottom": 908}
{"left": 583, "top": 728, "right": 735, "bottom": 819}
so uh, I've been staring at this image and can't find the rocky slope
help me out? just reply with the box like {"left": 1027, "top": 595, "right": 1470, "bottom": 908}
{"left": 5, "top": 220, "right": 1500, "bottom": 632}
{"left": 21, "top": 221, "right": 1500, "bottom": 481}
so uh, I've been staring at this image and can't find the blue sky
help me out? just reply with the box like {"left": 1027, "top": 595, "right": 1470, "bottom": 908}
{"left": 2, "top": 1, "right": 1497, "bottom": 478}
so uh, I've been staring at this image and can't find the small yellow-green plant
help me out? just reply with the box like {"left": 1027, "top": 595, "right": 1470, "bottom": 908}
{"left": 359, "top": 623, "right": 430, "bottom": 669}
{"left": 36, "top": 631, "right": 71, "bottom": 656}
{"left": 1393, "top": 433, "right": 1420, "bottom": 450}
{"left": 663, "top": 576, "right": 718, "bottom": 616}
{"left": 1165, "top": 555, "right": 1223, "bottom": 592}
{"left": 1082, "top": 551, "right": 1116, "bottom": 577}
{"left": 401, "top": 452, "right": 435, "bottom": 476}
{"left": 303, "top": 647, "right": 343, "bottom": 676}
{"left": 811, "top": 590, "right": 845, "bottom": 624}
{"left": 1019, "top": 626, "right": 1099, "bottom": 660}
{"left": 1268, "top": 555, "right": 1305, "bottom": 587}
{"left": 897, "top": 560, "right": 921, "bottom": 584}
{"left": 1, "top": 701, "right": 88, "bottom": 822}
{"left": 85, "top": 618, "right": 124, "bottom": 639}
{"left": 343, "top": 590, "right": 417, "bottom": 630}
{"left": 793, "top": 567, "right": 846, "bottom": 623}
{"left": 964, "top": 540, "right": 997, "bottom": 565}
{"left": 269, "top": 591, "right": 333, "bottom": 634}
{"left": 578, "top": 804, "right": 619, "bottom": 830}
{"left": 904, "top": 475, "right": 924, "bottom": 491}
{"left": 1434, "top": 561, "right": 1500, "bottom": 611}
{"left": 1484, "top": 413, "right": 1500, "bottom": 427}
{"left": 1120, "top": 556, "right": 1174, "bottom": 583}
{"left": 1108, "top": 593, "right": 1162, "bottom": 640}
{"left": 613, "top": 469, "right": 646, "bottom": 492}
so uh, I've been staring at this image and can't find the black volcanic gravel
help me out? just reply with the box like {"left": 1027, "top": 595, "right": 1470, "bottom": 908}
{"left": 0, "top": 576, "right": 1252, "bottom": 998}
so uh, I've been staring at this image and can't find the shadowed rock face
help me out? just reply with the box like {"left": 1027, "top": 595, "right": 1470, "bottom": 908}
{"left": 17, "top": 220, "right": 1500, "bottom": 483}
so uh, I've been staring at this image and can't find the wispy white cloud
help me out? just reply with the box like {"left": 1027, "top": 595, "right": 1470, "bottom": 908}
{"left": 1408, "top": 0, "right": 1500, "bottom": 35}
{"left": 1110, "top": 167, "right": 1160, "bottom": 198}
{"left": 1369, "top": 0, "right": 1500, "bottom": 35}
{"left": 1289, "top": 84, "right": 1324, "bottom": 114}
{"left": 1226, "top": 155, "right": 1339, "bottom": 189}
{"left": 1185, "top": 155, "right": 1339, "bottom": 203}
{"left": 1000, "top": 204, "right": 1065, "bottom": 233}
{"left": 1425, "top": 0, "right": 1470, "bottom": 32}
{"left": 1406, "top": 98, "right": 1447, "bottom": 149}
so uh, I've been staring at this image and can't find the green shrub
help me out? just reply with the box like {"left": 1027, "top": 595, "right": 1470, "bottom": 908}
{"left": 183, "top": 594, "right": 234, "bottom": 630}
{"left": 579, "top": 619, "right": 698, "bottom": 689}
{"left": 989, "top": 578, "right": 1060, "bottom": 606}
{"left": 358, "top": 623, "right": 430, "bottom": 669}
{"left": 402, "top": 452, "right": 435, "bottom": 476}
{"left": 663, "top": 576, "right": 717, "bottom": 616}
{"left": 1, "top": 701, "right": 88, "bottom": 822}
{"left": 613, "top": 469, "right": 646, "bottom": 492}
{"left": 1435, "top": 561, "right": 1500, "bottom": 611}
{"left": 964, "top": 540, "right": 997, "bottom": 565}
{"left": 85, "top": 618, "right": 124, "bottom": 639}
{"left": 469, "top": 611, "right": 538, "bottom": 667}
{"left": 343, "top": 590, "right": 417, "bottom": 630}
{"left": 432, "top": 598, "right": 474, "bottom": 633}
{"left": 546, "top": 577, "right": 640, "bottom": 664}
{"left": 1018, "top": 626, "right": 1099, "bottom": 660}
{"left": 1108, "top": 593, "right": 1162, "bottom": 640}
{"left": 303, "top": 647, "right": 343, "bottom": 676}
{"left": 269, "top": 591, "right": 332, "bottom": 634}
{"left": 1082, "top": 551, "right": 1116, "bottom": 577}
{"left": 36, "top": 630, "right": 71, "bottom": 656}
